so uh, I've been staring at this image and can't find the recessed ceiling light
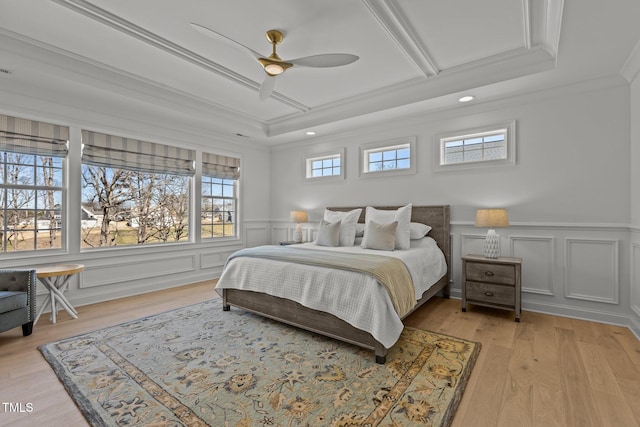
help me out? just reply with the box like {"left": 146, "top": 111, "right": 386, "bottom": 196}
{"left": 458, "top": 95, "right": 475, "bottom": 103}
{"left": 305, "top": 131, "right": 316, "bottom": 136}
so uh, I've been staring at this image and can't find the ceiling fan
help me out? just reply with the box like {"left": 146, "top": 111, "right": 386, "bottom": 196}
{"left": 190, "top": 23, "right": 359, "bottom": 100}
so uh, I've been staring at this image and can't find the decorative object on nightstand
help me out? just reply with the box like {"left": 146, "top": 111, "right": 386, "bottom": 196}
{"left": 289, "top": 210, "right": 308, "bottom": 243}
{"left": 474, "top": 208, "right": 509, "bottom": 258}
{"left": 461, "top": 254, "right": 522, "bottom": 322}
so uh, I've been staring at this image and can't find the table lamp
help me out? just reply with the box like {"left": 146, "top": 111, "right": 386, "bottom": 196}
{"left": 475, "top": 208, "right": 509, "bottom": 258}
{"left": 290, "top": 210, "right": 308, "bottom": 243}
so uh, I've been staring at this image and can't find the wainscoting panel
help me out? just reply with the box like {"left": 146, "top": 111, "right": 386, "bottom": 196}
{"left": 565, "top": 238, "right": 619, "bottom": 304}
{"left": 245, "top": 225, "right": 269, "bottom": 248}
{"left": 271, "top": 226, "right": 289, "bottom": 244}
{"left": 510, "top": 236, "right": 555, "bottom": 296}
{"left": 200, "top": 250, "right": 238, "bottom": 270}
{"left": 632, "top": 242, "right": 640, "bottom": 317}
{"left": 460, "top": 234, "right": 487, "bottom": 258}
{"left": 81, "top": 254, "right": 196, "bottom": 288}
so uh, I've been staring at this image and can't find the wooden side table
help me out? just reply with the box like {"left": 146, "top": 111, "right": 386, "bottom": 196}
{"left": 461, "top": 254, "right": 522, "bottom": 322}
{"left": 34, "top": 264, "right": 84, "bottom": 325}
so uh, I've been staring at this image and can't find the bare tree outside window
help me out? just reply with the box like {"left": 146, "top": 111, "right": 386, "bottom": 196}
{"left": 0, "top": 152, "right": 63, "bottom": 252}
{"left": 81, "top": 165, "right": 190, "bottom": 248}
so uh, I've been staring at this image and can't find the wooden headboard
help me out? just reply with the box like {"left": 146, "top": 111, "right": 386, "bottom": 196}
{"left": 326, "top": 205, "right": 451, "bottom": 282}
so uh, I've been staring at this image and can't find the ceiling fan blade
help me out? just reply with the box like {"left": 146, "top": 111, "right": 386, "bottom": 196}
{"left": 258, "top": 75, "right": 276, "bottom": 101}
{"left": 289, "top": 53, "right": 359, "bottom": 68}
{"left": 190, "top": 22, "right": 262, "bottom": 60}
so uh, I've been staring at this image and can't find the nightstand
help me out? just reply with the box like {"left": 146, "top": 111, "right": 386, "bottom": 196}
{"left": 461, "top": 254, "right": 522, "bottom": 322}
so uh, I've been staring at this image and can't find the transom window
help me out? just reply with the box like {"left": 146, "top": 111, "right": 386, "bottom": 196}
{"left": 304, "top": 149, "right": 344, "bottom": 181}
{"left": 360, "top": 137, "right": 416, "bottom": 177}
{"left": 309, "top": 155, "right": 340, "bottom": 178}
{"left": 442, "top": 130, "right": 506, "bottom": 164}
{"left": 366, "top": 145, "right": 410, "bottom": 172}
{"left": 435, "top": 121, "right": 516, "bottom": 171}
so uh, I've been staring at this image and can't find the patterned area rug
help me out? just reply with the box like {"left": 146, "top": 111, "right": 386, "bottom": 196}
{"left": 40, "top": 299, "right": 480, "bottom": 427}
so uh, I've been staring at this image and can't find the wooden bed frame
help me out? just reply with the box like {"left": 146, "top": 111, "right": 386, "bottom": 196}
{"left": 222, "top": 205, "right": 451, "bottom": 363}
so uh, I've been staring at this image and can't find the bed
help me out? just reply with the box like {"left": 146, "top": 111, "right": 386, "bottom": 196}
{"left": 216, "top": 205, "right": 450, "bottom": 363}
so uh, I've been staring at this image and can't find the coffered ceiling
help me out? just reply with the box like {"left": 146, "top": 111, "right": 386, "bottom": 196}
{"left": 0, "top": 0, "right": 639, "bottom": 146}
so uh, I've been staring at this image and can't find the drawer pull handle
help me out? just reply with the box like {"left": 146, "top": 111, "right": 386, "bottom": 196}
{"left": 484, "top": 291, "right": 495, "bottom": 297}
{"left": 484, "top": 271, "right": 495, "bottom": 277}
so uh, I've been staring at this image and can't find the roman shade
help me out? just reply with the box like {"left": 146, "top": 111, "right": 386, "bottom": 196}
{"left": 202, "top": 152, "right": 240, "bottom": 180}
{"left": 0, "top": 114, "right": 69, "bottom": 157}
{"left": 82, "top": 130, "right": 195, "bottom": 176}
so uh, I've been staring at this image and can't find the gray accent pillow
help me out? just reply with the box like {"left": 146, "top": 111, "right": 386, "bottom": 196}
{"left": 316, "top": 220, "right": 341, "bottom": 247}
{"left": 361, "top": 220, "right": 398, "bottom": 251}
{"left": 363, "top": 204, "right": 412, "bottom": 249}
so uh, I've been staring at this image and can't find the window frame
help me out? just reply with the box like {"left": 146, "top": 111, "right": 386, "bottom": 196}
{"left": 359, "top": 136, "right": 416, "bottom": 179}
{"left": 304, "top": 148, "right": 345, "bottom": 182}
{"left": 434, "top": 121, "right": 516, "bottom": 172}
{"left": 0, "top": 152, "right": 67, "bottom": 254}
{"left": 200, "top": 175, "right": 238, "bottom": 240}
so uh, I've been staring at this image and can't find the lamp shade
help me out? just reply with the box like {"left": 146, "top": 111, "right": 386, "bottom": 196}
{"left": 289, "top": 210, "right": 308, "bottom": 223}
{"left": 475, "top": 209, "right": 509, "bottom": 228}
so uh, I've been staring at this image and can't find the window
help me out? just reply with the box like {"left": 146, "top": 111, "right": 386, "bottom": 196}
{"left": 305, "top": 149, "right": 344, "bottom": 181}
{"left": 201, "top": 152, "right": 239, "bottom": 239}
{"left": 81, "top": 130, "right": 194, "bottom": 248}
{"left": 360, "top": 137, "right": 416, "bottom": 178}
{"left": 435, "top": 121, "right": 516, "bottom": 171}
{"left": 310, "top": 155, "right": 340, "bottom": 177}
{"left": 0, "top": 114, "right": 68, "bottom": 253}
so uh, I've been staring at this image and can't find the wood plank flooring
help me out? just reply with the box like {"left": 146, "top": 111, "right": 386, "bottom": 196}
{"left": 1, "top": 281, "right": 639, "bottom": 427}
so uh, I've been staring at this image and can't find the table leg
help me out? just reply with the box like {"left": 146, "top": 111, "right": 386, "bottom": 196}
{"left": 50, "top": 285, "right": 57, "bottom": 323}
{"left": 36, "top": 275, "right": 79, "bottom": 324}
{"left": 49, "top": 275, "right": 78, "bottom": 319}
{"left": 34, "top": 292, "right": 52, "bottom": 325}
{"left": 52, "top": 276, "right": 78, "bottom": 319}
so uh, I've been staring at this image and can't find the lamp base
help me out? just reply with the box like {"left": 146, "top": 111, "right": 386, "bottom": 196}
{"left": 294, "top": 224, "right": 303, "bottom": 243}
{"left": 484, "top": 229, "right": 500, "bottom": 258}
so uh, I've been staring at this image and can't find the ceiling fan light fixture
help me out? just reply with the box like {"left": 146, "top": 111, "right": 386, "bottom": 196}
{"left": 264, "top": 63, "right": 285, "bottom": 75}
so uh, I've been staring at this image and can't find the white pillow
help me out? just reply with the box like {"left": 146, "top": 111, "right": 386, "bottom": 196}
{"left": 361, "top": 220, "right": 397, "bottom": 251}
{"left": 324, "top": 208, "right": 362, "bottom": 246}
{"left": 362, "top": 204, "right": 412, "bottom": 250}
{"left": 316, "top": 220, "right": 341, "bottom": 247}
{"left": 410, "top": 222, "right": 432, "bottom": 239}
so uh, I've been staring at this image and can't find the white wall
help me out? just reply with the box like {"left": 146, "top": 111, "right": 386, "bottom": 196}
{"left": 271, "top": 78, "right": 636, "bottom": 328}
{"left": 0, "top": 84, "right": 272, "bottom": 310}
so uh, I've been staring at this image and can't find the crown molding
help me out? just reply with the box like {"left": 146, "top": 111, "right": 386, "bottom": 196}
{"left": 267, "top": 47, "right": 556, "bottom": 137}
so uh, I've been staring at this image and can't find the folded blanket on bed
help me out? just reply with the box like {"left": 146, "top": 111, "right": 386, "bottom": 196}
{"left": 227, "top": 246, "right": 416, "bottom": 317}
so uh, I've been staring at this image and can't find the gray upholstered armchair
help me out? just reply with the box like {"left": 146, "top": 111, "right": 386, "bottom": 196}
{"left": 0, "top": 269, "right": 37, "bottom": 336}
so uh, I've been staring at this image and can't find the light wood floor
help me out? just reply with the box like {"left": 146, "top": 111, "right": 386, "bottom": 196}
{"left": 1, "top": 281, "right": 639, "bottom": 427}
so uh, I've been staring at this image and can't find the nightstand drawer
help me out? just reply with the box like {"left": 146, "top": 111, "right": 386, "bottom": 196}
{"left": 465, "top": 282, "right": 515, "bottom": 306}
{"left": 465, "top": 262, "right": 516, "bottom": 285}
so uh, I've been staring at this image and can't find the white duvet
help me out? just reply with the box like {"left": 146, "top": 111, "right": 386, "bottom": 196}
{"left": 215, "top": 237, "right": 447, "bottom": 349}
